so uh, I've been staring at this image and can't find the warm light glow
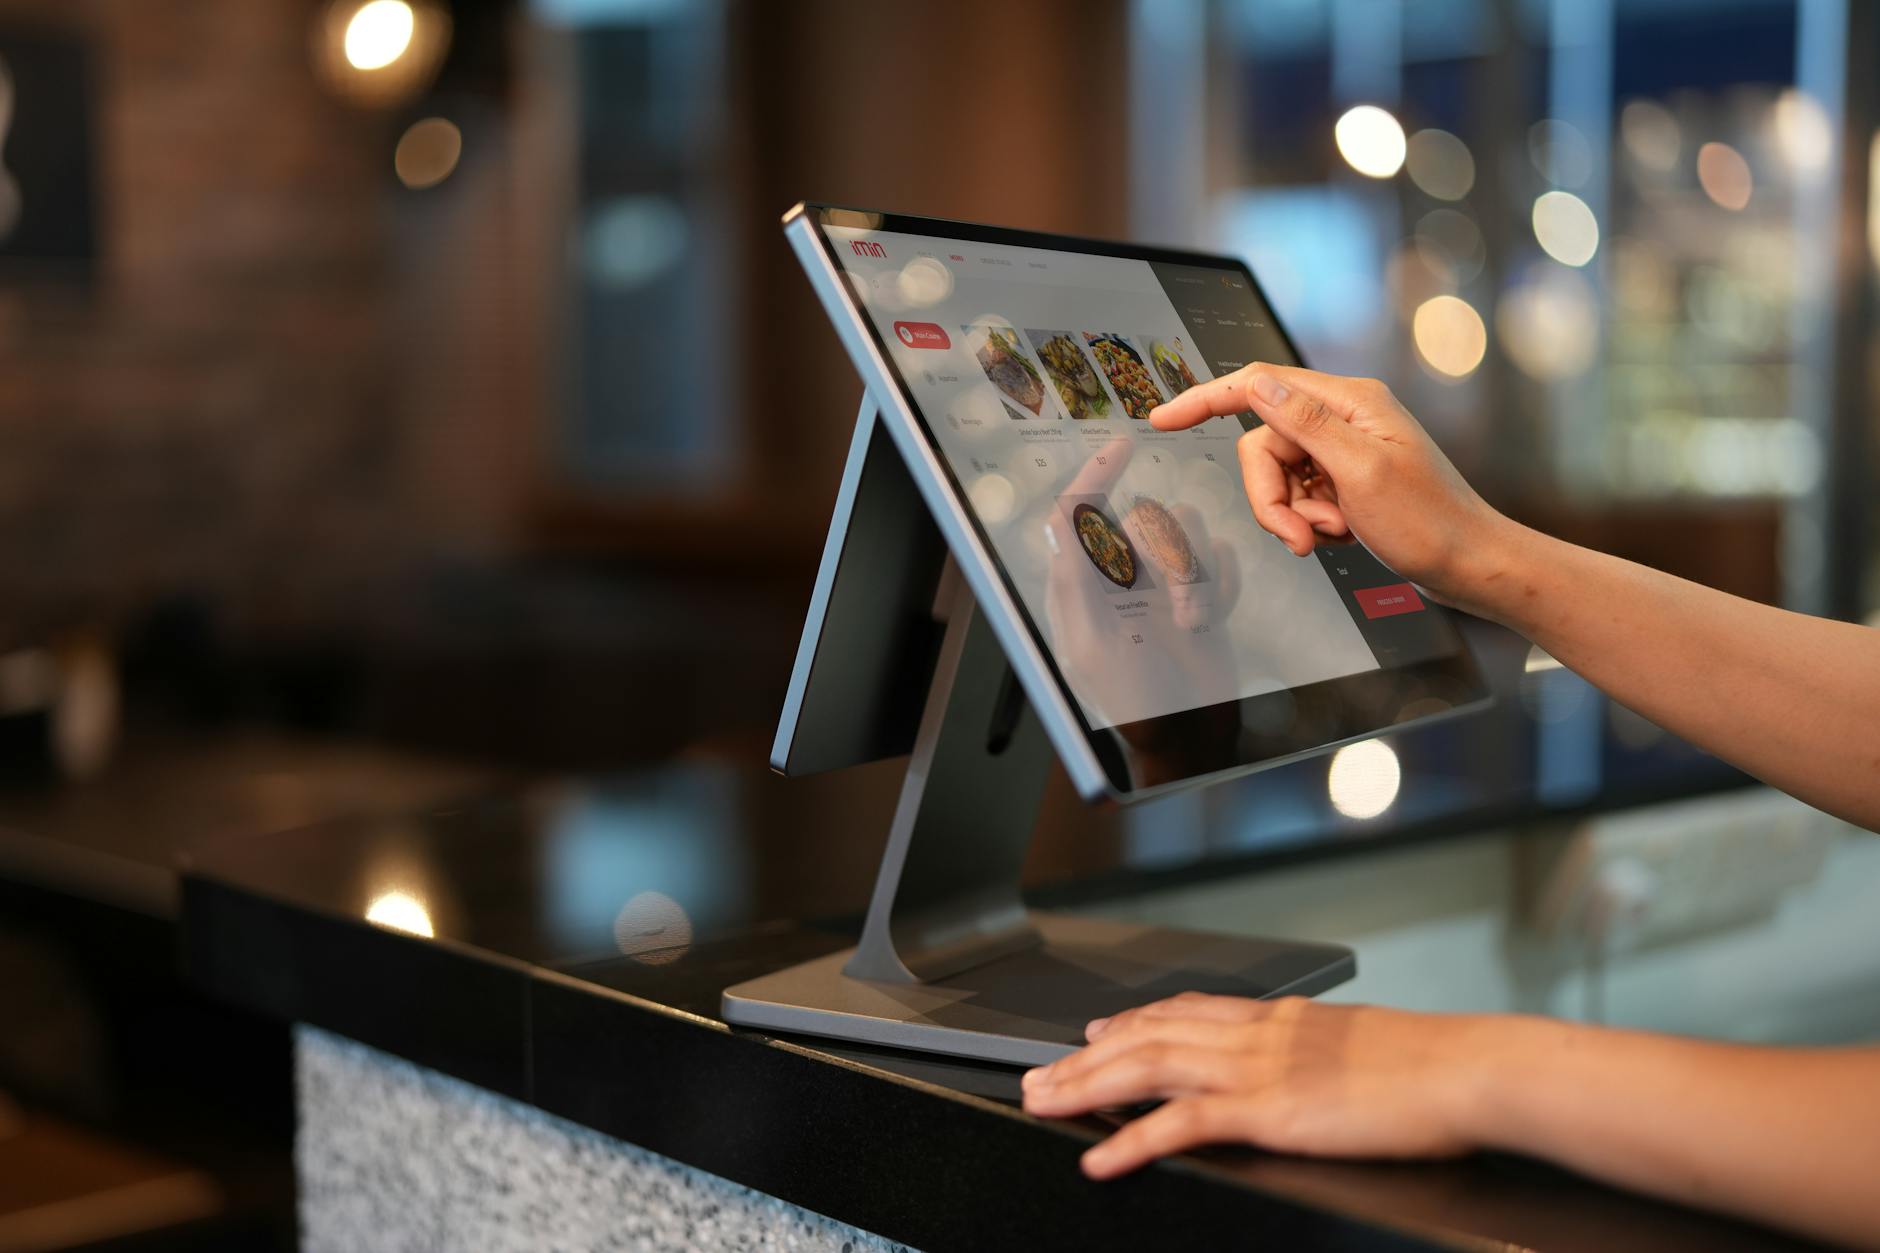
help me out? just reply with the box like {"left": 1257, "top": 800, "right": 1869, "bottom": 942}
{"left": 1620, "top": 99, "right": 1681, "bottom": 173}
{"left": 1772, "top": 88, "right": 1832, "bottom": 174}
{"left": 1498, "top": 265, "right": 1599, "bottom": 381}
{"left": 1328, "top": 740, "right": 1401, "bottom": 820}
{"left": 1334, "top": 105, "right": 1407, "bottom": 179}
{"left": 1531, "top": 190, "right": 1599, "bottom": 267}
{"left": 344, "top": 0, "right": 415, "bottom": 70}
{"left": 315, "top": 0, "right": 449, "bottom": 107}
{"left": 394, "top": 117, "right": 461, "bottom": 189}
{"left": 1411, "top": 295, "right": 1487, "bottom": 379}
{"left": 1696, "top": 142, "right": 1753, "bottom": 210}
{"left": 1405, "top": 129, "right": 1474, "bottom": 200}
{"left": 1868, "top": 129, "right": 1879, "bottom": 267}
{"left": 365, "top": 890, "right": 434, "bottom": 937}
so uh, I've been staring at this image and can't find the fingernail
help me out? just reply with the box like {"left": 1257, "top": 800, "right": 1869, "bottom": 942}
{"left": 1252, "top": 373, "right": 1289, "bottom": 406}
{"left": 1023, "top": 1066, "right": 1052, "bottom": 1088}
{"left": 1085, "top": 1017, "right": 1111, "bottom": 1038}
{"left": 1081, "top": 1146, "right": 1115, "bottom": 1177}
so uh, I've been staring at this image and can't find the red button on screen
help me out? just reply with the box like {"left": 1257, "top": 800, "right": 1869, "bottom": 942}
{"left": 1354, "top": 582, "right": 1425, "bottom": 619}
{"left": 892, "top": 321, "right": 951, "bottom": 350}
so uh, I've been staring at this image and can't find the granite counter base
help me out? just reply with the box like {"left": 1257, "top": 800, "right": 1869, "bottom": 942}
{"left": 296, "top": 1025, "right": 912, "bottom": 1253}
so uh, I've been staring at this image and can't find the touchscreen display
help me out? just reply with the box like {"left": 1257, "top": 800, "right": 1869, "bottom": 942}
{"left": 819, "top": 215, "right": 1478, "bottom": 785}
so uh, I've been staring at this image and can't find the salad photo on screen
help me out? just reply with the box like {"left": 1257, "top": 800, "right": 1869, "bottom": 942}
{"left": 1083, "top": 332, "right": 1166, "bottom": 420}
{"left": 1026, "top": 328, "right": 1112, "bottom": 420}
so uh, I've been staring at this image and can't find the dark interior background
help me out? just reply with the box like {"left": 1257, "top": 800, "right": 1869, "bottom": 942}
{"left": 0, "top": 0, "right": 1872, "bottom": 895}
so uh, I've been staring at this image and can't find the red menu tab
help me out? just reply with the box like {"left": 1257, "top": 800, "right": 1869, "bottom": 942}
{"left": 1354, "top": 582, "right": 1425, "bottom": 619}
{"left": 892, "top": 321, "right": 951, "bottom": 350}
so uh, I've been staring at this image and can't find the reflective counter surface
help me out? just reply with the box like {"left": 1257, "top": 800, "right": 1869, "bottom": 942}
{"left": 177, "top": 757, "right": 1807, "bottom": 1253}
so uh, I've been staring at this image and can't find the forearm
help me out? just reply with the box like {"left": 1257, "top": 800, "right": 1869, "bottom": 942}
{"left": 1465, "top": 1018, "right": 1880, "bottom": 1249}
{"left": 1458, "top": 521, "right": 1880, "bottom": 830}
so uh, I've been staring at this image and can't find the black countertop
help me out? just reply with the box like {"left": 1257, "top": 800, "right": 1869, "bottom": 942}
{"left": 179, "top": 760, "right": 1816, "bottom": 1253}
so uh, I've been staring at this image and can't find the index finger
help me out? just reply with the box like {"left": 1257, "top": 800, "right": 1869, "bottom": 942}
{"left": 1149, "top": 367, "right": 1257, "bottom": 431}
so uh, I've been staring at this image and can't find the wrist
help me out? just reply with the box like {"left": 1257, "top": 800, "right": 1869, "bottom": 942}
{"left": 1440, "top": 512, "right": 1545, "bottom": 624}
{"left": 1446, "top": 1013, "right": 1580, "bottom": 1153}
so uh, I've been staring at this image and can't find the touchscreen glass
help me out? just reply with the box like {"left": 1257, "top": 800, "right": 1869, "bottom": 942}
{"left": 820, "top": 214, "right": 1479, "bottom": 785}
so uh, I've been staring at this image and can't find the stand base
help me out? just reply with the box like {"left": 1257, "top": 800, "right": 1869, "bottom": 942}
{"left": 722, "top": 913, "right": 1355, "bottom": 1068}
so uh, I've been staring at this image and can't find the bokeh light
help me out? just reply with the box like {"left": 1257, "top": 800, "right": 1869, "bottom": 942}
{"left": 584, "top": 196, "right": 689, "bottom": 289}
{"left": 1771, "top": 88, "right": 1832, "bottom": 175}
{"left": 1498, "top": 264, "right": 1599, "bottom": 381}
{"left": 1620, "top": 99, "right": 1681, "bottom": 173}
{"left": 1869, "top": 129, "right": 1880, "bottom": 266}
{"left": 365, "top": 890, "right": 435, "bottom": 937}
{"left": 1531, "top": 190, "right": 1600, "bottom": 267}
{"left": 394, "top": 117, "right": 461, "bottom": 189}
{"left": 1611, "top": 235, "right": 1678, "bottom": 320}
{"left": 344, "top": 0, "right": 415, "bottom": 70}
{"left": 968, "top": 471, "right": 1017, "bottom": 525}
{"left": 1523, "top": 645, "right": 1564, "bottom": 674}
{"left": 1406, "top": 129, "right": 1474, "bottom": 200}
{"left": 315, "top": 0, "right": 450, "bottom": 107}
{"left": 613, "top": 891, "right": 693, "bottom": 966}
{"left": 1334, "top": 105, "right": 1407, "bottom": 179}
{"left": 1412, "top": 295, "right": 1487, "bottom": 379}
{"left": 1328, "top": 739, "right": 1401, "bottom": 820}
{"left": 896, "top": 256, "right": 954, "bottom": 307}
{"left": 1696, "top": 141, "right": 1753, "bottom": 210}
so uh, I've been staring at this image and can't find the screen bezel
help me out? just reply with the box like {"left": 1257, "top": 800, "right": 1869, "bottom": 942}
{"left": 791, "top": 202, "right": 1490, "bottom": 800}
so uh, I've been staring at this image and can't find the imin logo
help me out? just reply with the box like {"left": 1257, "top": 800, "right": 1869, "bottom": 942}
{"left": 849, "top": 239, "right": 887, "bottom": 259}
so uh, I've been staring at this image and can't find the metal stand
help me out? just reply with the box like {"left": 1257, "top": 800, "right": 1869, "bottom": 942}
{"left": 726, "top": 594, "right": 1352, "bottom": 1068}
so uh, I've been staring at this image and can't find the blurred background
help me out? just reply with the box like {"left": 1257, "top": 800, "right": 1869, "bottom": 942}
{"left": 0, "top": 0, "right": 1875, "bottom": 1247}
{"left": 0, "top": 0, "right": 1872, "bottom": 854}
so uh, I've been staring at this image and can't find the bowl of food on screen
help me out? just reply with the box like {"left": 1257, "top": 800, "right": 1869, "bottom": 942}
{"left": 964, "top": 324, "right": 1049, "bottom": 417}
{"left": 1026, "top": 329, "right": 1112, "bottom": 420}
{"left": 1149, "top": 338, "right": 1200, "bottom": 396}
{"left": 1071, "top": 502, "right": 1140, "bottom": 589}
{"left": 1082, "top": 332, "right": 1166, "bottom": 420}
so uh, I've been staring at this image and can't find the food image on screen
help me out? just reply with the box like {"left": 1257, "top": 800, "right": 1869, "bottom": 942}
{"left": 1071, "top": 503, "right": 1138, "bottom": 588}
{"left": 1150, "top": 339, "right": 1201, "bottom": 397}
{"left": 1083, "top": 333, "right": 1166, "bottom": 420}
{"left": 1125, "top": 496, "right": 1207, "bottom": 585}
{"left": 965, "top": 324, "right": 1047, "bottom": 416}
{"left": 1026, "top": 329, "right": 1111, "bottom": 420}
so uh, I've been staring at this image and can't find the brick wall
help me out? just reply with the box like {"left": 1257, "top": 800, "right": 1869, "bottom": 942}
{"left": 0, "top": 0, "right": 528, "bottom": 646}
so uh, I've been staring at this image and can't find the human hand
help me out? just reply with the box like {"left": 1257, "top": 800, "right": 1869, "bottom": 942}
{"left": 1041, "top": 437, "right": 1242, "bottom": 749}
{"left": 1021, "top": 993, "right": 1524, "bottom": 1179}
{"left": 1149, "top": 366, "right": 1510, "bottom": 608}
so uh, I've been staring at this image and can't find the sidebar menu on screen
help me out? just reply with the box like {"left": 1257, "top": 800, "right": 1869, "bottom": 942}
{"left": 1149, "top": 259, "right": 1458, "bottom": 670}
